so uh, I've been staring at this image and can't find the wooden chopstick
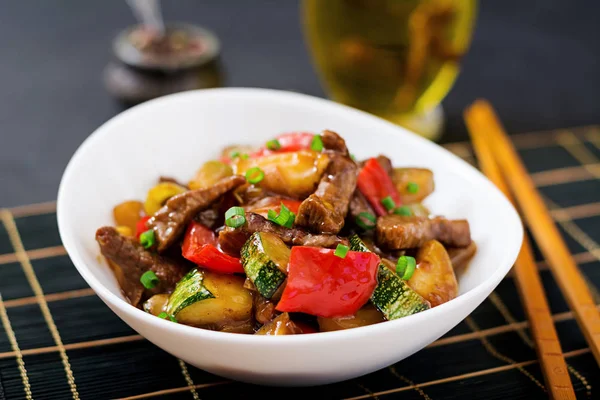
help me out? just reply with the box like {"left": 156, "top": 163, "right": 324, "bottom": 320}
{"left": 464, "top": 103, "right": 576, "bottom": 399}
{"left": 466, "top": 99, "right": 600, "bottom": 362}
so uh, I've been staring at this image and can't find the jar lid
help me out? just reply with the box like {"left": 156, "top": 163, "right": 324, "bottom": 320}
{"left": 112, "top": 22, "right": 220, "bottom": 71}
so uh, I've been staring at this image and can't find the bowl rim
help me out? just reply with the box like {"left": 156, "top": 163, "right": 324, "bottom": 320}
{"left": 57, "top": 87, "right": 523, "bottom": 345}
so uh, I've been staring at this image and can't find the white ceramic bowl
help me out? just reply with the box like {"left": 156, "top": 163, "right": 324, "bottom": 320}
{"left": 57, "top": 88, "right": 522, "bottom": 386}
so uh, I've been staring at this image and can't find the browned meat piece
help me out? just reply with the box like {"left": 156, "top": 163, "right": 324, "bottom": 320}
{"left": 447, "top": 241, "right": 477, "bottom": 276}
{"left": 254, "top": 294, "right": 278, "bottom": 325}
{"left": 376, "top": 214, "right": 471, "bottom": 250}
{"left": 195, "top": 192, "right": 237, "bottom": 230}
{"left": 321, "top": 129, "right": 349, "bottom": 155}
{"left": 295, "top": 155, "right": 357, "bottom": 234}
{"left": 255, "top": 312, "right": 302, "bottom": 335}
{"left": 218, "top": 213, "right": 348, "bottom": 256}
{"left": 232, "top": 183, "right": 273, "bottom": 205}
{"left": 158, "top": 176, "right": 189, "bottom": 189}
{"left": 242, "top": 196, "right": 287, "bottom": 212}
{"left": 195, "top": 204, "right": 221, "bottom": 229}
{"left": 96, "top": 226, "right": 190, "bottom": 307}
{"left": 376, "top": 155, "right": 394, "bottom": 177}
{"left": 348, "top": 189, "right": 375, "bottom": 224}
{"left": 147, "top": 175, "right": 245, "bottom": 252}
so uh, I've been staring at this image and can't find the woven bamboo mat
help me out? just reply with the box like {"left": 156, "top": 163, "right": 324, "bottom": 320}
{"left": 1, "top": 126, "right": 600, "bottom": 399}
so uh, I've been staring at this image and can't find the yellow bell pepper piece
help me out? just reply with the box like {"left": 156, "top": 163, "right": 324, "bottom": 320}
{"left": 144, "top": 182, "right": 187, "bottom": 215}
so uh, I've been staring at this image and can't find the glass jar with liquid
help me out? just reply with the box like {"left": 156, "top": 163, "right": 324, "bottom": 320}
{"left": 302, "top": 0, "right": 477, "bottom": 141}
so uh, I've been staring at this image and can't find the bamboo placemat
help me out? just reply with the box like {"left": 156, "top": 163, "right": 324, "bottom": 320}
{"left": 1, "top": 126, "right": 599, "bottom": 400}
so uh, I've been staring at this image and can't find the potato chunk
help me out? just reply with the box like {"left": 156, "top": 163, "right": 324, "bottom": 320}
{"left": 408, "top": 240, "right": 458, "bottom": 307}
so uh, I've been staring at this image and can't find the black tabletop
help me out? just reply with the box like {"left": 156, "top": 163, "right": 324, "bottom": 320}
{"left": 1, "top": 0, "right": 599, "bottom": 208}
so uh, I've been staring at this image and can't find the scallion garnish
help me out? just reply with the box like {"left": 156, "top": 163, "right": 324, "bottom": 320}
{"left": 266, "top": 139, "right": 281, "bottom": 150}
{"left": 285, "top": 212, "right": 296, "bottom": 228}
{"left": 245, "top": 167, "right": 265, "bottom": 184}
{"left": 310, "top": 134, "right": 323, "bottom": 152}
{"left": 350, "top": 154, "right": 357, "bottom": 161}
{"left": 157, "top": 312, "right": 177, "bottom": 322}
{"left": 394, "top": 206, "right": 412, "bottom": 216}
{"left": 381, "top": 196, "right": 396, "bottom": 211}
{"left": 396, "top": 256, "right": 416, "bottom": 280}
{"left": 334, "top": 244, "right": 349, "bottom": 258}
{"left": 230, "top": 151, "right": 240, "bottom": 159}
{"left": 356, "top": 212, "right": 376, "bottom": 230}
{"left": 241, "top": 153, "right": 249, "bottom": 160}
{"left": 225, "top": 206, "right": 246, "bottom": 228}
{"left": 140, "top": 270, "right": 159, "bottom": 289}
{"left": 267, "top": 203, "right": 294, "bottom": 227}
{"left": 407, "top": 182, "right": 419, "bottom": 194}
{"left": 139, "top": 229, "right": 155, "bottom": 249}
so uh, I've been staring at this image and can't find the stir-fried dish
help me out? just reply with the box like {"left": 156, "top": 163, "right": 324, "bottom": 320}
{"left": 96, "top": 130, "right": 476, "bottom": 335}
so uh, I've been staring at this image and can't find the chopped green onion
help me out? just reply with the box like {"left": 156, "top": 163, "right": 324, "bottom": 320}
{"left": 355, "top": 212, "right": 376, "bottom": 230}
{"left": 396, "top": 256, "right": 416, "bottom": 280}
{"left": 334, "top": 244, "right": 349, "bottom": 258}
{"left": 285, "top": 212, "right": 295, "bottom": 229}
{"left": 245, "top": 167, "right": 265, "bottom": 184}
{"left": 139, "top": 229, "right": 155, "bottom": 249}
{"left": 268, "top": 203, "right": 294, "bottom": 227}
{"left": 310, "top": 134, "right": 323, "bottom": 152}
{"left": 407, "top": 182, "right": 419, "bottom": 194}
{"left": 241, "top": 153, "right": 249, "bottom": 160}
{"left": 381, "top": 196, "right": 396, "bottom": 211}
{"left": 350, "top": 154, "right": 357, "bottom": 161}
{"left": 140, "top": 270, "right": 159, "bottom": 289}
{"left": 394, "top": 206, "right": 412, "bottom": 216}
{"left": 266, "top": 139, "right": 281, "bottom": 150}
{"left": 157, "top": 312, "right": 177, "bottom": 322}
{"left": 230, "top": 151, "right": 240, "bottom": 159}
{"left": 225, "top": 206, "right": 246, "bottom": 228}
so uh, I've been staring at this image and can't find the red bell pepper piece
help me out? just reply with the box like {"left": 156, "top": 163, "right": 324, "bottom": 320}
{"left": 222, "top": 133, "right": 316, "bottom": 163}
{"left": 135, "top": 216, "right": 151, "bottom": 239}
{"left": 279, "top": 199, "right": 302, "bottom": 214}
{"left": 272, "top": 132, "right": 315, "bottom": 152}
{"left": 182, "top": 221, "right": 244, "bottom": 274}
{"left": 357, "top": 158, "right": 402, "bottom": 216}
{"left": 276, "top": 246, "right": 380, "bottom": 318}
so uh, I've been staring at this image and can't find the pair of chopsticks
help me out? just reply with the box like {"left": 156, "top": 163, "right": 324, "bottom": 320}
{"left": 464, "top": 100, "right": 600, "bottom": 400}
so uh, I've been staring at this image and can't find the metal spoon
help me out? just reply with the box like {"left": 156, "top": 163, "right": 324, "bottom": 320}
{"left": 125, "top": 0, "right": 165, "bottom": 36}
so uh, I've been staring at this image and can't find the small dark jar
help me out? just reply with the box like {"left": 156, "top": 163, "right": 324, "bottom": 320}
{"left": 104, "top": 22, "right": 224, "bottom": 106}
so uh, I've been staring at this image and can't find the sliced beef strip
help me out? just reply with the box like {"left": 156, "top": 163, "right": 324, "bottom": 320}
{"left": 195, "top": 192, "right": 237, "bottom": 230}
{"left": 242, "top": 196, "right": 286, "bottom": 212}
{"left": 447, "top": 241, "right": 477, "bottom": 276}
{"left": 375, "top": 155, "right": 394, "bottom": 177}
{"left": 147, "top": 175, "right": 246, "bottom": 252}
{"left": 218, "top": 212, "right": 348, "bottom": 256}
{"left": 348, "top": 189, "right": 376, "bottom": 223}
{"left": 253, "top": 294, "right": 278, "bottom": 325}
{"left": 321, "top": 129, "right": 349, "bottom": 155}
{"left": 295, "top": 154, "right": 357, "bottom": 234}
{"left": 376, "top": 214, "right": 471, "bottom": 250}
{"left": 158, "top": 176, "right": 189, "bottom": 189}
{"left": 96, "top": 226, "right": 190, "bottom": 307}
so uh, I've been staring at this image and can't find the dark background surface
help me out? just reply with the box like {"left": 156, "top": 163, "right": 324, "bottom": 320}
{"left": 0, "top": 0, "right": 598, "bottom": 207}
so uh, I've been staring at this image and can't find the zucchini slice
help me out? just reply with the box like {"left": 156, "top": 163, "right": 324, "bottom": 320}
{"left": 175, "top": 272, "right": 254, "bottom": 332}
{"left": 165, "top": 268, "right": 214, "bottom": 316}
{"left": 349, "top": 234, "right": 430, "bottom": 319}
{"left": 240, "top": 232, "right": 289, "bottom": 299}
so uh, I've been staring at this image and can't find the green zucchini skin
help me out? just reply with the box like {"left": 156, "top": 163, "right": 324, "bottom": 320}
{"left": 349, "top": 234, "right": 431, "bottom": 319}
{"left": 165, "top": 268, "right": 214, "bottom": 316}
{"left": 240, "top": 232, "right": 287, "bottom": 299}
